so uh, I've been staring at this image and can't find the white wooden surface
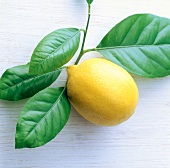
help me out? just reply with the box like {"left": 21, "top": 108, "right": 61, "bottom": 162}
{"left": 1, "top": 0, "right": 170, "bottom": 167}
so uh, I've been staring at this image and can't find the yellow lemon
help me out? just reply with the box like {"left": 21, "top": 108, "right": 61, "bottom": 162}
{"left": 67, "top": 58, "right": 138, "bottom": 126}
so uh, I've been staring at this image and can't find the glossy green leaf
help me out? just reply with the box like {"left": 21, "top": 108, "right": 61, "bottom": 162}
{"left": 29, "top": 28, "right": 81, "bottom": 75}
{"left": 15, "top": 87, "right": 70, "bottom": 148}
{"left": 0, "top": 63, "right": 63, "bottom": 101}
{"left": 97, "top": 14, "right": 170, "bottom": 78}
{"left": 86, "top": 0, "right": 93, "bottom": 4}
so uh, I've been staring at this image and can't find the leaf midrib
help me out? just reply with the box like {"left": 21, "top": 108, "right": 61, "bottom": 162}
{"left": 96, "top": 44, "right": 170, "bottom": 51}
{"left": 34, "top": 29, "right": 81, "bottom": 67}
{"left": 23, "top": 87, "right": 66, "bottom": 143}
{"left": 0, "top": 68, "right": 62, "bottom": 91}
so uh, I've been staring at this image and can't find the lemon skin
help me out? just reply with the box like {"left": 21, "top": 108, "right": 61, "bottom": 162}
{"left": 67, "top": 58, "right": 138, "bottom": 126}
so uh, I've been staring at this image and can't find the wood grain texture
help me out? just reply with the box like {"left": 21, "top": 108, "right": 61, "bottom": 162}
{"left": 0, "top": 0, "right": 170, "bottom": 167}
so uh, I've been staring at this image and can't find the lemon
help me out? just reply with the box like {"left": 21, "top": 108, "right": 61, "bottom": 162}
{"left": 67, "top": 58, "right": 138, "bottom": 126}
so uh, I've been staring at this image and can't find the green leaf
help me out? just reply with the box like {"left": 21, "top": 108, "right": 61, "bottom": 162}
{"left": 97, "top": 14, "right": 170, "bottom": 78}
{"left": 15, "top": 87, "right": 70, "bottom": 148}
{"left": 29, "top": 28, "right": 81, "bottom": 75}
{"left": 86, "top": 0, "right": 93, "bottom": 5}
{"left": 0, "top": 63, "right": 63, "bottom": 101}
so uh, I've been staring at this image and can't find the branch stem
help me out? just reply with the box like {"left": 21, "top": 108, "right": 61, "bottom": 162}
{"left": 75, "top": 4, "right": 91, "bottom": 65}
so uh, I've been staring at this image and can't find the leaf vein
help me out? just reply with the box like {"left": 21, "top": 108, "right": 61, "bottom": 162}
{"left": 35, "top": 29, "right": 81, "bottom": 68}
{"left": 138, "top": 48, "right": 170, "bottom": 70}
{"left": 0, "top": 68, "right": 62, "bottom": 91}
{"left": 23, "top": 87, "right": 66, "bottom": 143}
{"left": 119, "top": 17, "right": 140, "bottom": 45}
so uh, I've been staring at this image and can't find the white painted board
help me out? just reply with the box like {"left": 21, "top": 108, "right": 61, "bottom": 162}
{"left": 0, "top": 0, "right": 170, "bottom": 167}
